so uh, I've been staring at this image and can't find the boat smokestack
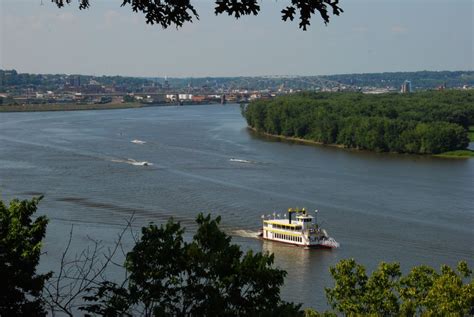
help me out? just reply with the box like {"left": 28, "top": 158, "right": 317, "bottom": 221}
{"left": 288, "top": 208, "right": 292, "bottom": 224}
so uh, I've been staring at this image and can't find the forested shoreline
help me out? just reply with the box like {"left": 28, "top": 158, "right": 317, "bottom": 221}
{"left": 243, "top": 91, "right": 474, "bottom": 155}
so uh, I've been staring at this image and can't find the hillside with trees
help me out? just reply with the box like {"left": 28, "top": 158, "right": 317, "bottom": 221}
{"left": 323, "top": 71, "right": 474, "bottom": 90}
{"left": 243, "top": 91, "right": 474, "bottom": 155}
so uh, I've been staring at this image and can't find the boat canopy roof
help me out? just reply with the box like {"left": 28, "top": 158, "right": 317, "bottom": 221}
{"left": 263, "top": 219, "right": 300, "bottom": 227}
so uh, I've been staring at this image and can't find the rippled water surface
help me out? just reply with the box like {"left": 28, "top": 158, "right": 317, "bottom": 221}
{"left": 1, "top": 105, "right": 473, "bottom": 309}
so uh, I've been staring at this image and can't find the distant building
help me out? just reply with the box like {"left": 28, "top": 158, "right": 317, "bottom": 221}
{"left": 191, "top": 95, "right": 206, "bottom": 102}
{"left": 178, "top": 94, "right": 193, "bottom": 101}
{"left": 401, "top": 80, "right": 412, "bottom": 93}
{"left": 68, "top": 76, "right": 81, "bottom": 88}
{"left": 82, "top": 83, "right": 105, "bottom": 94}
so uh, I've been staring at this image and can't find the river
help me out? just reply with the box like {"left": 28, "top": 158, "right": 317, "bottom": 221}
{"left": 0, "top": 104, "right": 473, "bottom": 310}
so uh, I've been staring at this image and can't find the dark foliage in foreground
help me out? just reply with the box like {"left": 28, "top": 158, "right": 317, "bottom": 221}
{"left": 51, "top": 0, "right": 342, "bottom": 30}
{"left": 80, "top": 214, "right": 302, "bottom": 316}
{"left": 0, "top": 197, "right": 51, "bottom": 316}
{"left": 243, "top": 91, "right": 473, "bottom": 154}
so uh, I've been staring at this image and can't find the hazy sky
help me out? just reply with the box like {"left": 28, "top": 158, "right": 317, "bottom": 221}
{"left": 1, "top": 0, "right": 472, "bottom": 77}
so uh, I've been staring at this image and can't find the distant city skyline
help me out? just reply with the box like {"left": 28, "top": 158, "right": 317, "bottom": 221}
{"left": 1, "top": 0, "right": 473, "bottom": 77}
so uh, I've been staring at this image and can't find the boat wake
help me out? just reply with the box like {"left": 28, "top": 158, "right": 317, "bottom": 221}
{"left": 232, "top": 229, "right": 261, "bottom": 239}
{"left": 111, "top": 158, "right": 153, "bottom": 166}
{"left": 320, "top": 237, "right": 340, "bottom": 248}
{"left": 131, "top": 139, "right": 146, "bottom": 144}
{"left": 229, "top": 158, "right": 253, "bottom": 164}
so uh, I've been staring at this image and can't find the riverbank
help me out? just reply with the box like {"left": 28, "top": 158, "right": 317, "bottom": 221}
{"left": 248, "top": 127, "right": 474, "bottom": 158}
{"left": 248, "top": 127, "right": 345, "bottom": 149}
{"left": 434, "top": 150, "right": 474, "bottom": 158}
{"left": 0, "top": 102, "right": 146, "bottom": 112}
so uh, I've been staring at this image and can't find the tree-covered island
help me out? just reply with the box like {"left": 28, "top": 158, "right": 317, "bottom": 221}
{"left": 243, "top": 91, "right": 474, "bottom": 156}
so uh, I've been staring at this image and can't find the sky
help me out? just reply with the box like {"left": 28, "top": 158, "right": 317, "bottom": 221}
{"left": 0, "top": 0, "right": 472, "bottom": 77}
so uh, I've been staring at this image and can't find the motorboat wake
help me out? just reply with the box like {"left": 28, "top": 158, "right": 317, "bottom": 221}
{"left": 229, "top": 158, "right": 253, "bottom": 164}
{"left": 111, "top": 158, "right": 152, "bottom": 166}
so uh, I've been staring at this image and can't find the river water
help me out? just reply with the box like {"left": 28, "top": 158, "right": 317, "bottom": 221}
{"left": 0, "top": 104, "right": 473, "bottom": 310}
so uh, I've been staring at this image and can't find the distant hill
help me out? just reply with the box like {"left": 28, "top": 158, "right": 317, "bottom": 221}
{"left": 321, "top": 71, "right": 474, "bottom": 90}
{"left": 1, "top": 69, "right": 473, "bottom": 92}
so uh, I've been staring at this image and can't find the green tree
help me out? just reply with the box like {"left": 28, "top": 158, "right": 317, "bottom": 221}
{"left": 243, "top": 91, "right": 473, "bottom": 155}
{"left": 81, "top": 213, "right": 302, "bottom": 316}
{"left": 323, "top": 258, "right": 474, "bottom": 316}
{"left": 0, "top": 197, "right": 50, "bottom": 316}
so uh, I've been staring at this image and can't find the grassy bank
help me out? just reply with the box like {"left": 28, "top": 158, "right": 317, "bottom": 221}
{"left": 434, "top": 150, "right": 474, "bottom": 158}
{"left": 0, "top": 102, "right": 143, "bottom": 112}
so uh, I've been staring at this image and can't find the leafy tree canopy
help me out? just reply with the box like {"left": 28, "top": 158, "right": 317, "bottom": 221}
{"left": 0, "top": 197, "right": 50, "bottom": 317}
{"left": 319, "top": 258, "right": 474, "bottom": 316}
{"left": 81, "top": 213, "right": 302, "bottom": 316}
{"left": 51, "top": 0, "right": 343, "bottom": 30}
{"left": 243, "top": 91, "right": 474, "bottom": 154}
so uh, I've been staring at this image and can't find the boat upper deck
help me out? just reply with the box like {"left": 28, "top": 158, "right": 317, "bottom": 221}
{"left": 263, "top": 219, "right": 304, "bottom": 230}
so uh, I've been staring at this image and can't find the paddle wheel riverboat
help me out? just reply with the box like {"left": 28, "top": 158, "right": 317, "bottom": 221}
{"left": 259, "top": 208, "right": 339, "bottom": 248}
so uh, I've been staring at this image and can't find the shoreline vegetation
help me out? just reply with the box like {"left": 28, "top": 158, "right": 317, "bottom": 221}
{"left": 243, "top": 91, "right": 474, "bottom": 158}
{"left": 249, "top": 127, "right": 474, "bottom": 158}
